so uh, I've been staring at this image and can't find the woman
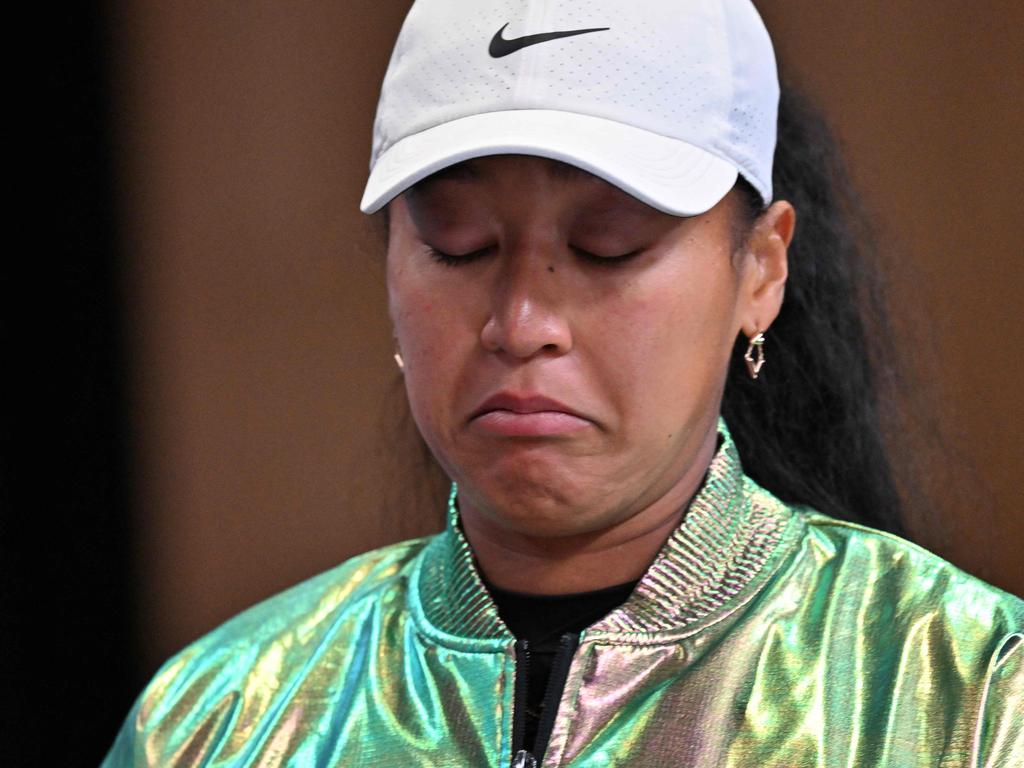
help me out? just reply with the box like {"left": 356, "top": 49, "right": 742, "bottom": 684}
{"left": 104, "top": 0, "right": 1022, "bottom": 766}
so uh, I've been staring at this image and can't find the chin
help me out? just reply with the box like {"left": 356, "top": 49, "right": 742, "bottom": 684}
{"left": 476, "top": 471, "right": 618, "bottom": 539}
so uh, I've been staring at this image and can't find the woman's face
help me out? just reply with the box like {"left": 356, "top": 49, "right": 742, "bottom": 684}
{"left": 387, "top": 155, "right": 787, "bottom": 540}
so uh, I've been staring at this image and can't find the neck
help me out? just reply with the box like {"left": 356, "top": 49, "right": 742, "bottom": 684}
{"left": 458, "top": 425, "right": 720, "bottom": 595}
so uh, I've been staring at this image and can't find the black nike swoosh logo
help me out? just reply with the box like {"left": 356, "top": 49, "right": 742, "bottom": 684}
{"left": 488, "top": 22, "right": 610, "bottom": 58}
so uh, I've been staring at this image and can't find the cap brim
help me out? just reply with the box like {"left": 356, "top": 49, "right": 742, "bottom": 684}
{"left": 360, "top": 109, "right": 738, "bottom": 217}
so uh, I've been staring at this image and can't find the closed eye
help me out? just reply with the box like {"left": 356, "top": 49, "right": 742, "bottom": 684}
{"left": 425, "top": 244, "right": 494, "bottom": 266}
{"left": 570, "top": 245, "right": 643, "bottom": 266}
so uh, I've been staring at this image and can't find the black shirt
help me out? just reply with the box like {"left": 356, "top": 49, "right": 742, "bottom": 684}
{"left": 484, "top": 577, "right": 639, "bottom": 759}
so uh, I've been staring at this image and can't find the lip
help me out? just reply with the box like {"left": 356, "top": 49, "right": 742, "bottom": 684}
{"left": 469, "top": 392, "right": 592, "bottom": 437}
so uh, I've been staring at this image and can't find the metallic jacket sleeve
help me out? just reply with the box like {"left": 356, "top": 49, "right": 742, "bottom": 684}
{"left": 973, "top": 632, "right": 1023, "bottom": 767}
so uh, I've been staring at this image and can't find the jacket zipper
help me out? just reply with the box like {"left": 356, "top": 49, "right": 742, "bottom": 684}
{"left": 531, "top": 633, "right": 580, "bottom": 765}
{"left": 511, "top": 633, "right": 580, "bottom": 768}
{"left": 512, "top": 640, "right": 533, "bottom": 766}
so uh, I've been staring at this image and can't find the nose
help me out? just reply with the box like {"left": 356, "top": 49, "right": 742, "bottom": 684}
{"left": 479, "top": 249, "right": 573, "bottom": 359}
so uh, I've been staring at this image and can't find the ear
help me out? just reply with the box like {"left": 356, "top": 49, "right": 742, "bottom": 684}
{"left": 737, "top": 200, "right": 795, "bottom": 337}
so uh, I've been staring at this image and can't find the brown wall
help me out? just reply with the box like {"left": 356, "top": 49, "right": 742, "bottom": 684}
{"left": 113, "top": 1, "right": 1023, "bottom": 670}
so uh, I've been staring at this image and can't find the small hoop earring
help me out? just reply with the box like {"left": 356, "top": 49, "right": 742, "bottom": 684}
{"left": 393, "top": 351, "right": 405, "bottom": 373}
{"left": 743, "top": 331, "right": 766, "bottom": 380}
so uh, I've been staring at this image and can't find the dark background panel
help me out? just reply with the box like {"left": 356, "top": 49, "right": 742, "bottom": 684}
{"left": 16, "top": 6, "right": 138, "bottom": 767}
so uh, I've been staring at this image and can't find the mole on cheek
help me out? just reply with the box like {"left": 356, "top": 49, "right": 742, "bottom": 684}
{"left": 547, "top": 265, "right": 555, "bottom": 273}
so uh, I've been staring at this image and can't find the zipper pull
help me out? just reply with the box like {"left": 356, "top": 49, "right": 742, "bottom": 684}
{"left": 512, "top": 749, "right": 537, "bottom": 768}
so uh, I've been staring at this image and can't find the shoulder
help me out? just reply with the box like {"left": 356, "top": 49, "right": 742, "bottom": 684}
{"left": 103, "top": 536, "right": 434, "bottom": 765}
{"left": 786, "top": 513, "right": 1024, "bottom": 763}
{"left": 796, "top": 510, "right": 1023, "bottom": 638}
{"left": 176, "top": 535, "right": 431, "bottom": 661}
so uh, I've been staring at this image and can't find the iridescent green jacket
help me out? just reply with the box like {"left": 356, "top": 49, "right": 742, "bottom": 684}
{"left": 104, "top": 425, "right": 1023, "bottom": 767}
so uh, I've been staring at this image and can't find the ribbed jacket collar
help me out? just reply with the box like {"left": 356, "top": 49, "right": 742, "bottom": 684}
{"left": 412, "top": 418, "right": 799, "bottom": 645}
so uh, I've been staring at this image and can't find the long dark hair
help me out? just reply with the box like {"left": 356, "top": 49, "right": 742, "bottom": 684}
{"left": 723, "top": 83, "right": 909, "bottom": 534}
{"left": 379, "top": 80, "right": 942, "bottom": 539}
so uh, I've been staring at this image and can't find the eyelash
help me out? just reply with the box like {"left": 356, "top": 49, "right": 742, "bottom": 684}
{"left": 426, "top": 246, "right": 490, "bottom": 266}
{"left": 570, "top": 245, "right": 642, "bottom": 266}
{"left": 425, "top": 245, "right": 641, "bottom": 267}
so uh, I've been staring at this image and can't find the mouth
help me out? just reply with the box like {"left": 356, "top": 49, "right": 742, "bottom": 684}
{"left": 469, "top": 392, "right": 592, "bottom": 437}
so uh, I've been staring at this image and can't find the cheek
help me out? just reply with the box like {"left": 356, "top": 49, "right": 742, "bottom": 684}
{"left": 389, "top": 246, "right": 452, "bottom": 356}
{"left": 388, "top": 263, "right": 472, "bottom": 440}
{"left": 592, "top": 261, "right": 737, "bottom": 430}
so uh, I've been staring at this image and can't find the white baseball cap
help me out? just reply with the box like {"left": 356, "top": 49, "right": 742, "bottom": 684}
{"left": 360, "top": 0, "right": 779, "bottom": 216}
